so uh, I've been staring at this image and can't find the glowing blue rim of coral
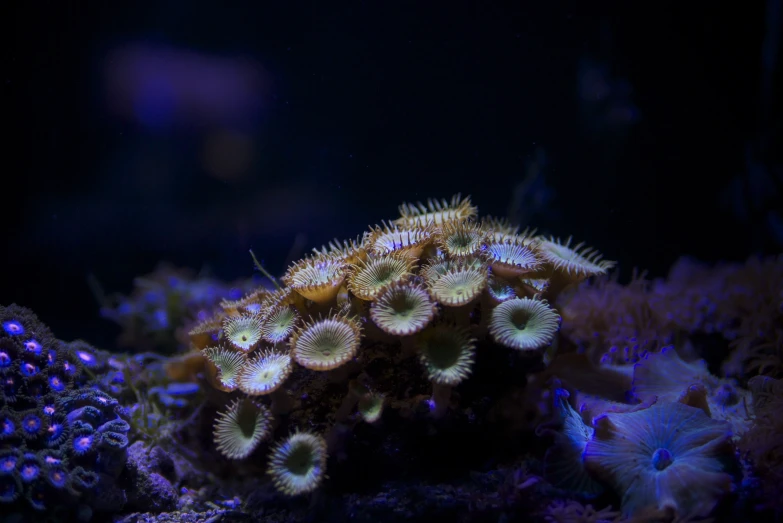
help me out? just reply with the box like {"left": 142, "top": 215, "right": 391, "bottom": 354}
{"left": 41, "top": 451, "right": 63, "bottom": 466}
{"left": 20, "top": 362, "right": 40, "bottom": 377}
{"left": 19, "top": 456, "right": 40, "bottom": 483}
{"left": 46, "top": 420, "right": 67, "bottom": 446}
{"left": 97, "top": 418, "right": 130, "bottom": 434}
{"left": 47, "top": 467, "right": 68, "bottom": 489}
{"left": 75, "top": 349, "right": 98, "bottom": 367}
{"left": 71, "top": 432, "right": 96, "bottom": 455}
{"left": 0, "top": 453, "right": 18, "bottom": 475}
{"left": 2, "top": 321, "right": 24, "bottom": 336}
{"left": 0, "top": 417, "right": 14, "bottom": 438}
{"left": 62, "top": 361, "right": 78, "bottom": 376}
{"left": 48, "top": 375, "right": 66, "bottom": 392}
{"left": 163, "top": 382, "right": 201, "bottom": 396}
{"left": 21, "top": 413, "right": 42, "bottom": 435}
{"left": 24, "top": 339, "right": 42, "bottom": 356}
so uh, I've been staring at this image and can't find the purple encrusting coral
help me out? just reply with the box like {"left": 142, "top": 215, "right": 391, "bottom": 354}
{"left": 631, "top": 347, "right": 754, "bottom": 439}
{"left": 0, "top": 304, "right": 130, "bottom": 521}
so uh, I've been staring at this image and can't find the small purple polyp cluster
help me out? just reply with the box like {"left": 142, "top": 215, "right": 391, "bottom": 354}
{"left": 21, "top": 414, "right": 42, "bottom": 436}
{"left": 0, "top": 304, "right": 129, "bottom": 518}
{"left": 72, "top": 432, "right": 96, "bottom": 455}
{"left": 99, "top": 263, "right": 259, "bottom": 354}
{"left": 2, "top": 322, "right": 24, "bottom": 337}
{"left": 560, "top": 255, "right": 783, "bottom": 367}
{"left": 23, "top": 340, "right": 42, "bottom": 356}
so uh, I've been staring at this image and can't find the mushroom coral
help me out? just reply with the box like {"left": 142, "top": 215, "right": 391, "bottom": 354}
{"left": 584, "top": 400, "right": 733, "bottom": 518}
{"left": 539, "top": 388, "right": 604, "bottom": 497}
{"left": 632, "top": 347, "right": 753, "bottom": 439}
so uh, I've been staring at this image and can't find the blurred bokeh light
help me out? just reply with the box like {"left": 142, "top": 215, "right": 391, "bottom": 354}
{"left": 105, "top": 44, "right": 268, "bottom": 131}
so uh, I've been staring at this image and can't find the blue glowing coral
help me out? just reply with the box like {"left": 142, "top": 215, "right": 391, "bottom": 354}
{"left": 19, "top": 362, "right": 40, "bottom": 378}
{"left": 2, "top": 321, "right": 24, "bottom": 337}
{"left": 45, "top": 415, "right": 68, "bottom": 447}
{"left": 99, "top": 430, "right": 129, "bottom": 451}
{"left": 19, "top": 412, "right": 44, "bottom": 439}
{"left": 18, "top": 454, "right": 41, "bottom": 483}
{"left": 0, "top": 411, "right": 15, "bottom": 440}
{"left": 46, "top": 465, "right": 68, "bottom": 489}
{"left": 72, "top": 430, "right": 97, "bottom": 455}
{"left": 44, "top": 349, "right": 56, "bottom": 367}
{"left": 149, "top": 381, "right": 201, "bottom": 408}
{"left": 47, "top": 373, "right": 66, "bottom": 392}
{"left": 0, "top": 450, "right": 19, "bottom": 476}
{"left": 632, "top": 347, "right": 754, "bottom": 439}
{"left": 23, "top": 340, "right": 42, "bottom": 356}
{"left": 0, "top": 304, "right": 130, "bottom": 518}
{"left": 68, "top": 340, "right": 100, "bottom": 368}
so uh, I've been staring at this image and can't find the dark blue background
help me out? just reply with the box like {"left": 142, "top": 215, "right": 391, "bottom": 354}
{"left": 6, "top": 2, "right": 780, "bottom": 345}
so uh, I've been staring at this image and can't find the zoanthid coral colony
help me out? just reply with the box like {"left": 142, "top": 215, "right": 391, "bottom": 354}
{"left": 0, "top": 305, "right": 130, "bottom": 520}
{"left": 190, "top": 194, "right": 620, "bottom": 497}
